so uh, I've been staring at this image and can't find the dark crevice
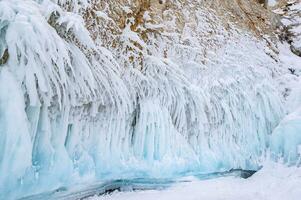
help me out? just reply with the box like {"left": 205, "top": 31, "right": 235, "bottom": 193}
{"left": 0, "top": 48, "right": 9, "bottom": 66}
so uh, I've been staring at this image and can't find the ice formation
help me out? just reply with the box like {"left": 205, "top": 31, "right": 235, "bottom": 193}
{"left": 0, "top": 0, "right": 300, "bottom": 199}
{"left": 270, "top": 78, "right": 301, "bottom": 165}
{"left": 269, "top": 0, "right": 301, "bottom": 166}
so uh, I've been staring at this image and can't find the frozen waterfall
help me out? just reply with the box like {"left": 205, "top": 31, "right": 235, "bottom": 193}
{"left": 0, "top": 0, "right": 299, "bottom": 199}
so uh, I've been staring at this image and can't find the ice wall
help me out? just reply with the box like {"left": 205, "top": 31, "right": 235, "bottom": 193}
{"left": 270, "top": 79, "right": 301, "bottom": 165}
{"left": 0, "top": 0, "right": 287, "bottom": 199}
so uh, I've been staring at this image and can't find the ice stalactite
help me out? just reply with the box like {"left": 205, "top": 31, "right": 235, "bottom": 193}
{"left": 0, "top": 0, "right": 131, "bottom": 198}
{"left": 0, "top": 68, "right": 32, "bottom": 198}
{"left": 0, "top": 0, "right": 289, "bottom": 199}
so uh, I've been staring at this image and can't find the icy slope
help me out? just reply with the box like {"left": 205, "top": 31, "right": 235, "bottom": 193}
{"left": 0, "top": 0, "right": 297, "bottom": 199}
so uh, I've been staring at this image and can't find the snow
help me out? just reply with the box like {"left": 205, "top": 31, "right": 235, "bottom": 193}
{"left": 268, "top": 0, "right": 278, "bottom": 7}
{"left": 87, "top": 163, "right": 301, "bottom": 200}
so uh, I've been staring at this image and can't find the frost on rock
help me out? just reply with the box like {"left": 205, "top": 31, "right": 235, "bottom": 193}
{"left": 275, "top": 0, "right": 301, "bottom": 57}
{"left": 0, "top": 0, "right": 295, "bottom": 199}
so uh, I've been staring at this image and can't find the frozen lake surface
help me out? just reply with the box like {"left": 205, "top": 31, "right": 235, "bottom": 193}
{"left": 19, "top": 169, "right": 256, "bottom": 200}
{"left": 87, "top": 163, "right": 301, "bottom": 200}
{"left": 19, "top": 163, "right": 301, "bottom": 200}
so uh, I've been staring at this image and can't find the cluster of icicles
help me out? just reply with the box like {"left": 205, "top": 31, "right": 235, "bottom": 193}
{"left": 0, "top": 0, "right": 291, "bottom": 199}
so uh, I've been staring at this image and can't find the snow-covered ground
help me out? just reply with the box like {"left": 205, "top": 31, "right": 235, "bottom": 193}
{"left": 88, "top": 162, "right": 301, "bottom": 200}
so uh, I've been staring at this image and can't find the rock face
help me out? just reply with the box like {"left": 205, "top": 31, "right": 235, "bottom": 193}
{"left": 69, "top": 0, "right": 280, "bottom": 67}
{"left": 275, "top": 0, "right": 301, "bottom": 57}
{"left": 0, "top": 0, "right": 292, "bottom": 199}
